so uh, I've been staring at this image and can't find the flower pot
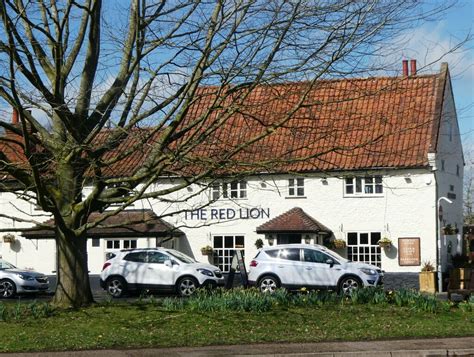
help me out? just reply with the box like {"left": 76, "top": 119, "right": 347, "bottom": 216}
{"left": 419, "top": 271, "right": 436, "bottom": 293}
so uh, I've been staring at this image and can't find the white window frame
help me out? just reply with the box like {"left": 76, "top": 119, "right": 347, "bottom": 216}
{"left": 346, "top": 232, "right": 382, "bottom": 268}
{"left": 344, "top": 176, "right": 383, "bottom": 196}
{"left": 288, "top": 178, "right": 305, "bottom": 197}
{"left": 212, "top": 234, "right": 245, "bottom": 273}
{"left": 105, "top": 238, "right": 138, "bottom": 260}
{"left": 210, "top": 181, "right": 247, "bottom": 200}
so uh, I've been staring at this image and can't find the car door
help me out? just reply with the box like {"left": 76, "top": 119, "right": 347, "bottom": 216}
{"left": 143, "top": 251, "right": 175, "bottom": 287}
{"left": 275, "top": 248, "right": 305, "bottom": 286}
{"left": 119, "top": 251, "right": 148, "bottom": 285}
{"left": 302, "top": 248, "right": 342, "bottom": 287}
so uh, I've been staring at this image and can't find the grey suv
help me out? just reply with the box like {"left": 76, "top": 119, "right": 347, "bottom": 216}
{"left": 0, "top": 259, "right": 49, "bottom": 298}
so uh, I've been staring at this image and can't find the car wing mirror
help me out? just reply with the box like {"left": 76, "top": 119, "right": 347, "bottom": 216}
{"left": 164, "top": 260, "right": 172, "bottom": 268}
{"left": 326, "top": 258, "right": 334, "bottom": 268}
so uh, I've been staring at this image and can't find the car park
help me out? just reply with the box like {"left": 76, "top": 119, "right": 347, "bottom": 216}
{"left": 100, "top": 248, "right": 225, "bottom": 297}
{"left": 248, "top": 244, "right": 383, "bottom": 294}
{"left": 0, "top": 259, "right": 49, "bottom": 298}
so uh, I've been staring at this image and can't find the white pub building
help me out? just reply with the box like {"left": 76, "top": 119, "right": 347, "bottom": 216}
{"left": 0, "top": 62, "right": 464, "bottom": 285}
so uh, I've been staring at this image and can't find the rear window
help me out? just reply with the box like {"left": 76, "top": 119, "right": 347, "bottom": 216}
{"left": 265, "top": 250, "right": 279, "bottom": 258}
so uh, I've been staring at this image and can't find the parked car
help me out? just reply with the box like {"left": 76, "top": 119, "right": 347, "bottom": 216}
{"left": 0, "top": 259, "right": 49, "bottom": 298}
{"left": 248, "top": 244, "right": 383, "bottom": 294}
{"left": 100, "top": 248, "right": 225, "bottom": 297}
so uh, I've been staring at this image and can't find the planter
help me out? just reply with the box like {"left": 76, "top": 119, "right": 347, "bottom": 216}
{"left": 419, "top": 271, "right": 436, "bottom": 293}
{"left": 2, "top": 234, "right": 15, "bottom": 243}
{"left": 200, "top": 246, "right": 213, "bottom": 256}
{"left": 332, "top": 240, "right": 346, "bottom": 249}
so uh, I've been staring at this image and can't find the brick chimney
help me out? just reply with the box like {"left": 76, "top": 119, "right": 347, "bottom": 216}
{"left": 12, "top": 108, "right": 19, "bottom": 124}
{"left": 402, "top": 60, "right": 409, "bottom": 76}
{"left": 410, "top": 59, "right": 417, "bottom": 75}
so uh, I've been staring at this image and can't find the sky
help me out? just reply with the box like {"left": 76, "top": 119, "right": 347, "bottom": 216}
{"left": 405, "top": 1, "right": 474, "bottom": 165}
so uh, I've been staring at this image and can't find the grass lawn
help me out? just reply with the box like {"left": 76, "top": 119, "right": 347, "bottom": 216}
{"left": 0, "top": 302, "right": 473, "bottom": 352}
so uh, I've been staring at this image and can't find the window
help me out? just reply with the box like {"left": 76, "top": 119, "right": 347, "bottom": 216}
{"left": 279, "top": 248, "right": 300, "bottom": 261}
{"left": 345, "top": 176, "right": 383, "bottom": 196}
{"left": 123, "top": 251, "right": 147, "bottom": 263}
{"left": 449, "top": 185, "right": 454, "bottom": 192}
{"left": 441, "top": 160, "right": 445, "bottom": 171}
{"left": 147, "top": 251, "right": 169, "bottom": 264}
{"left": 92, "top": 238, "right": 100, "bottom": 247}
{"left": 346, "top": 232, "right": 381, "bottom": 268}
{"left": 213, "top": 235, "right": 245, "bottom": 272}
{"left": 105, "top": 239, "right": 138, "bottom": 261}
{"left": 288, "top": 178, "right": 304, "bottom": 197}
{"left": 456, "top": 165, "right": 460, "bottom": 177}
{"left": 303, "top": 249, "right": 334, "bottom": 264}
{"left": 210, "top": 181, "right": 247, "bottom": 200}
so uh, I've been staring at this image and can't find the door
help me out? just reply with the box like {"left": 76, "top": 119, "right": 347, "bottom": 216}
{"left": 302, "top": 248, "right": 342, "bottom": 287}
{"left": 143, "top": 251, "right": 175, "bottom": 286}
{"left": 275, "top": 247, "right": 306, "bottom": 286}
{"left": 119, "top": 251, "right": 148, "bottom": 285}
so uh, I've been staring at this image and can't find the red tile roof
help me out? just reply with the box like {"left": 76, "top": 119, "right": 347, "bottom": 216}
{"left": 1, "top": 65, "right": 448, "bottom": 178}
{"left": 256, "top": 207, "right": 331, "bottom": 234}
{"left": 21, "top": 209, "right": 183, "bottom": 239}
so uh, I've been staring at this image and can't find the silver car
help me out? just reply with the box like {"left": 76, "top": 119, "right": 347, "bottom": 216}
{"left": 0, "top": 259, "right": 49, "bottom": 298}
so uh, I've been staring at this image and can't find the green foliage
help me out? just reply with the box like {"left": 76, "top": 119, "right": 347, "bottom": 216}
{"left": 0, "top": 301, "right": 55, "bottom": 322}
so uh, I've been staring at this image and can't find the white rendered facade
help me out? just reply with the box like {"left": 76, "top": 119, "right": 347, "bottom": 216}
{"left": 0, "top": 70, "right": 464, "bottom": 277}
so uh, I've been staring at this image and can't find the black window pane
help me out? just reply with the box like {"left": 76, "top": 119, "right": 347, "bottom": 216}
{"left": 92, "top": 238, "right": 100, "bottom": 247}
{"left": 225, "top": 236, "right": 233, "bottom": 248}
{"left": 131, "top": 240, "right": 137, "bottom": 248}
{"left": 371, "top": 233, "right": 381, "bottom": 245}
{"left": 297, "top": 178, "right": 304, "bottom": 186}
{"left": 360, "top": 233, "right": 369, "bottom": 245}
{"left": 289, "top": 187, "right": 295, "bottom": 196}
{"left": 346, "top": 185, "right": 353, "bottom": 194}
{"left": 348, "top": 233, "right": 357, "bottom": 245}
{"left": 124, "top": 240, "right": 130, "bottom": 249}
{"left": 356, "top": 178, "right": 362, "bottom": 192}
{"left": 106, "top": 241, "right": 113, "bottom": 249}
{"left": 113, "top": 240, "right": 120, "bottom": 249}
{"left": 297, "top": 187, "right": 304, "bottom": 196}
{"left": 214, "top": 236, "right": 223, "bottom": 248}
{"left": 235, "top": 236, "right": 244, "bottom": 247}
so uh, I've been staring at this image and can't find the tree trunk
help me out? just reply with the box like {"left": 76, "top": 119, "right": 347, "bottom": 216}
{"left": 52, "top": 228, "right": 94, "bottom": 308}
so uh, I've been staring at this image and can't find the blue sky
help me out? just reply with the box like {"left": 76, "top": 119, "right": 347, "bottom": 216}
{"left": 412, "top": 1, "right": 473, "bottom": 162}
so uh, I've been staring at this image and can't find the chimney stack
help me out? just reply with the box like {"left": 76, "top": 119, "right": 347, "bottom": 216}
{"left": 410, "top": 59, "right": 417, "bottom": 75}
{"left": 12, "top": 108, "right": 19, "bottom": 124}
{"left": 402, "top": 60, "right": 409, "bottom": 76}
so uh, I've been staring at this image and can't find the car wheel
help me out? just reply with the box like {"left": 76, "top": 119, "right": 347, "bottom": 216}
{"left": 0, "top": 279, "right": 16, "bottom": 298}
{"left": 339, "top": 276, "right": 361, "bottom": 295}
{"left": 258, "top": 275, "right": 280, "bottom": 293}
{"left": 176, "top": 277, "right": 199, "bottom": 297}
{"left": 105, "top": 277, "right": 127, "bottom": 298}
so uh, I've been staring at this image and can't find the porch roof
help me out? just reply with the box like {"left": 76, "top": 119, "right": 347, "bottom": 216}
{"left": 256, "top": 207, "right": 331, "bottom": 234}
{"left": 21, "top": 209, "right": 183, "bottom": 239}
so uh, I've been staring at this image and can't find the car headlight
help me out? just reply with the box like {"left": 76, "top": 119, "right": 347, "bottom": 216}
{"left": 16, "top": 274, "right": 35, "bottom": 281}
{"left": 360, "top": 268, "right": 377, "bottom": 275}
{"left": 197, "top": 268, "right": 214, "bottom": 277}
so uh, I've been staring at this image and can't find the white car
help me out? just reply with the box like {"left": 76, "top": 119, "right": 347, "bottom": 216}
{"left": 100, "top": 248, "right": 225, "bottom": 297}
{"left": 248, "top": 244, "right": 383, "bottom": 294}
{"left": 0, "top": 259, "right": 49, "bottom": 298}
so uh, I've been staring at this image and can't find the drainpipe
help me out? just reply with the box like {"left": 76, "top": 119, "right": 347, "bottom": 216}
{"left": 437, "top": 196, "right": 452, "bottom": 292}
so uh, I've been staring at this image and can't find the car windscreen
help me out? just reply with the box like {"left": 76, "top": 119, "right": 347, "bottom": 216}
{"left": 166, "top": 250, "right": 196, "bottom": 264}
{"left": 0, "top": 259, "right": 16, "bottom": 270}
{"left": 324, "top": 249, "right": 348, "bottom": 263}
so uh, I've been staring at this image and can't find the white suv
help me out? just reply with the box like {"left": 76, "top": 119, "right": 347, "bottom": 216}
{"left": 100, "top": 248, "right": 224, "bottom": 297}
{"left": 248, "top": 244, "right": 383, "bottom": 294}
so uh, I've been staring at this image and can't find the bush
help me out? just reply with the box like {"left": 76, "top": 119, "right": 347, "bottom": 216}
{"left": 0, "top": 301, "right": 54, "bottom": 322}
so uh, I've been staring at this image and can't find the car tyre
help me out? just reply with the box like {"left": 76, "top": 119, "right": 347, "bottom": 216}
{"left": 176, "top": 276, "right": 199, "bottom": 297}
{"left": 258, "top": 275, "right": 280, "bottom": 293}
{"left": 0, "top": 279, "right": 16, "bottom": 298}
{"left": 338, "top": 276, "right": 362, "bottom": 295}
{"left": 105, "top": 276, "right": 127, "bottom": 298}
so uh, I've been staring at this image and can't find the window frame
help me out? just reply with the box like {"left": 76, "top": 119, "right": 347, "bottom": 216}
{"left": 344, "top": 176, "right": 383, "bottom": 197}
{"left": 288, "top": 178, "right": 305, "bottom": 197}
{"left": 210, "top": 181, "right": 247, "bottom": 200}
{"left": 346, "top": 231, "right": 382, "bottom": 268}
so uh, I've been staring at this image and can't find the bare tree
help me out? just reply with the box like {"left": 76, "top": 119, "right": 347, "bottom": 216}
{"left": 0, "top": 0, "right": 457, "bottom": 307}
